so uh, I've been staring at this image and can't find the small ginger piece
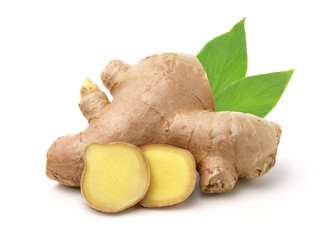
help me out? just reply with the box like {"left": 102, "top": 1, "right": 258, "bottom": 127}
{"left": 80, "top": 78, "right": 99, "bottom": 98}
{"left": 81, "top": 143, "right": 150, "bottom": 213}
{"left": 140, "top": 144, "right": 196, "bottom": 207}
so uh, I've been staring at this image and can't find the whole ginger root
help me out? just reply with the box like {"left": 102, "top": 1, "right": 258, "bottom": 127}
{"left": 46, "top": 53, "right": 281, "bottom": 193}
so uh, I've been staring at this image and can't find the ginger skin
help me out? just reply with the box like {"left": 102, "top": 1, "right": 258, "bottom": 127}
{"left": 46, "top": 53, "right": 281, "bottom": 193}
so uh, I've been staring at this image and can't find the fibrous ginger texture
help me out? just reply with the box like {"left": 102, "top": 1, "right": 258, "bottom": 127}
{"left": 140, "top": 144, "right": 196, "bottom": 207}
{"left": 81, "top": 143, "right": 150, "bottom": 213}
{"left": 46, "top": 53, "right": 281, "bottom": 193}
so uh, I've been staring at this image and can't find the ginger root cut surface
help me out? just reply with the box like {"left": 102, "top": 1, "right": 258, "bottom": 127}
{"left": 140, "top": 144, "right": 196, "bottom": 207}
{"left": 81, "top": 143, "right": 150, "bottom": 213}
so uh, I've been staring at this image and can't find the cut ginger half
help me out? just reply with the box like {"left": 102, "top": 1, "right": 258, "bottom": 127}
{"left": 81, "top": 143, "right": 150, "bottom": 213}
{"left": 140, "top": 144, "right": 196, "bottom": 207}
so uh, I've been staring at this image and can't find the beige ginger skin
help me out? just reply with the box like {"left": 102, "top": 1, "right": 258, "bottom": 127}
{"left": 46, "top": 53, "right": 281, "bottom": 193}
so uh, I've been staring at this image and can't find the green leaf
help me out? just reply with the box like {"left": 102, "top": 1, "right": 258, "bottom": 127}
{"left": 214, "top": 70, "right": 294, "bottom": 117}
{"left": 197, "top": 18, "right": 247, "bottom": 96}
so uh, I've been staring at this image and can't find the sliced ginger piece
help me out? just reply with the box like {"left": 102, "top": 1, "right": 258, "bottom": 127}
{"left": 140, "top": 144, "right": 196, "bottom": 207}
{"left": 81, "top": 142, "right": 150, "bottom": 213}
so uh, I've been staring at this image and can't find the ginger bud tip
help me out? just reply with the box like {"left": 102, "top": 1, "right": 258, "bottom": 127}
{"left": 80, "top": 78, "right": 99, "bottom": 98}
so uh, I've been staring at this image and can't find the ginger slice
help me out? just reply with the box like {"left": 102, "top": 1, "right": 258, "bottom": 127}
{"left": 81, "top": 143, "right": 150, "bottom": 213}
{"left": 140, "top": 144, "right": 196, "bottom": 207}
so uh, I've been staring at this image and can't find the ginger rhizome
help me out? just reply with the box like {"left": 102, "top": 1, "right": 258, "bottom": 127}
{"left": 81, "top": 143, "right": 150, "bottom": 213}
{"left": 140, "top": 144, "right": 196, "bottom": 207}
{"left": 46, "top": 53, "right": 281, "bottom": 193}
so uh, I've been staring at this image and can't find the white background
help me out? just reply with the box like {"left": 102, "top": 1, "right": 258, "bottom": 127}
{"left": 1, "top": 0, "right": 328, "bottom": 239}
